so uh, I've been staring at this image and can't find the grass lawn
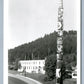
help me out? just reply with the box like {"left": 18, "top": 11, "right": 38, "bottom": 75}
{"left": 8, "top": 70, "right": 20, "bottom": 74}
{"left": 9, "top": 70, "right": 77, "bottom": 84}
{"left": 63, "top": 79, "right": 77, "bottom": 84}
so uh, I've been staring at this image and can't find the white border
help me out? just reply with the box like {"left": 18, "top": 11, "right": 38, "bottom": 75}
{"left": 76, "top": 0, "right": 81, "bottom": 84}
{"left": 4, "top": 0, "right": 81, "bottom": 84}
{"left": 3, "top": 0, "right": 9, "bottom": 84}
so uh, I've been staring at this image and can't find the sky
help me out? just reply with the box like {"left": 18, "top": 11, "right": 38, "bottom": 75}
{"left": 8, "top": 0, "right": 77, "bottom": 49}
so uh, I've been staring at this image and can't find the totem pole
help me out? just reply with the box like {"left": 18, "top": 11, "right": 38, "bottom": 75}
{"left": 56, "top": 0, "right": 64, "bottom": 84}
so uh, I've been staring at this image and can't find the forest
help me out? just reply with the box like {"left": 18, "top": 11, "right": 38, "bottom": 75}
{"left": 8, "top": 30, "right": 77, "bottom": 69}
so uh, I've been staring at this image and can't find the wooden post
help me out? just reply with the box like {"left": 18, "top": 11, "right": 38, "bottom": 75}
{"left": 56, "top": 0, "right": 64, "bottom": 84}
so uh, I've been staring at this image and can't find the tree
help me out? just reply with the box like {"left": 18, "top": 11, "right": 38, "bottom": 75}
{"left": 14, "top": 58, "right": 20, "bottom": 70}
{"left": 45, "top": 54, "right": 56, "bottom": 80}
{"left": 18, "top": 62, "right": 22, "bottom": 69}
{"left": 60, "top": 62, "right": 66, "bottom": 84}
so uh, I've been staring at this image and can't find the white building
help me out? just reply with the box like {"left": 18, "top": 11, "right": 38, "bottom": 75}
{"left": 72, "top": 68, "right": 77, "bottom": 79}
{"left": 18, "top": 60, "right": 45, "bottom": 74}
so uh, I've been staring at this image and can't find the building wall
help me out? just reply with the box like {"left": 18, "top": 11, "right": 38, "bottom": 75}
{"left": 18, "top": 60, "right": 45, "bottom": 74}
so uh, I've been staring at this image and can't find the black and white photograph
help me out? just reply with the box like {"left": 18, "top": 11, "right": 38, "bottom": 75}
{"left": 4, "top": 0, "right": 80, "bottom": 84}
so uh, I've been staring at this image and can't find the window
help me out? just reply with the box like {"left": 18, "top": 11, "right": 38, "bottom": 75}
{"left": 73, "top": 74, "right": 77, "bottom": 76}
{"left": 36, "top": 66, "right": 37, "bottom": 69}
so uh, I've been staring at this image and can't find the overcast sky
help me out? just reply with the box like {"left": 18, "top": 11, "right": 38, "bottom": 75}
{"left": 8, "top": 0, "right": 77, "bottom": 49}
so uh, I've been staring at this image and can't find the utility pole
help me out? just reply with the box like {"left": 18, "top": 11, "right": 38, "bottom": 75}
{"left": 56, "top": 0, "right": 64, "bottom": 84}
{"left": 38, "top": 52, "right": 39, "bottom": 60}
{"left": 25, "top": 54, "right": 27, "bottom": 60}
{"left": 24, "top": 53, "right": 27, "bottom": 76}
{"left": 32, "top": 52, "right": 33, "bottom": 60}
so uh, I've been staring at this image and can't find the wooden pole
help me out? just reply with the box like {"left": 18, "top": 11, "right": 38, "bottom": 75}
{"left": 56, "top": 0, "right": 63, "bottom": 84}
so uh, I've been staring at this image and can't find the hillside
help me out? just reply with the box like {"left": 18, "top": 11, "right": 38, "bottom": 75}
{"left": 8, "top": 30, "right": 77, "bottom": 68}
